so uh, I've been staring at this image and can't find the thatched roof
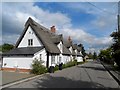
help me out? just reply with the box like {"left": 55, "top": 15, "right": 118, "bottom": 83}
{"left": 15, "top": 17, "right": 61, "bottom": 54}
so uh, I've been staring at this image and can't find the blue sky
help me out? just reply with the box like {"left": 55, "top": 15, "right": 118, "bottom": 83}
{"left": 1, "top": 1, "right": 119, "bottom": 53}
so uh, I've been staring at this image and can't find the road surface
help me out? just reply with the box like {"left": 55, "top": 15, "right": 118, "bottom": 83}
{"left": 6, "top": 60, "right": 120, "bottom": 88}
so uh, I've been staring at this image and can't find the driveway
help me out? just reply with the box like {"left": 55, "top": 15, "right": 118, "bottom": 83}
{"left": 2, "top": 71, "right": 35, "bottom": 85}
{"left": 7, "top": 60, "right": 120, "bottom": 88}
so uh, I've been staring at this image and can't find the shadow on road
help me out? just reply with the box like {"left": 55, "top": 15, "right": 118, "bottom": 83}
{"left": 33, "top": 75, "right": 105, "bottom": 88}
{"left": 76, "top": 61, "right": 109, "bottom": 72}
{"left": 78, "top": 65, "right": 107, "bottom": 71}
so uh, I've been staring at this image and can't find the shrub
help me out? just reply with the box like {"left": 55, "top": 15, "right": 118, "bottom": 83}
{"left": 31, "top": 59, "right": 47, "bottom": 75}
{"left": 77, "top": 61, "right": 84, "bottom": 65}
{"left": 54, "top": 65, "right": 59, "bottom": 71}
{"left": 62, "top": 64, "right": 66, "bottom": 69}
{"left": 73, "top": 59, "right": 77, "bottom": 65}
{"left": 62, "top": 60, "right": 77, "bottom": 69}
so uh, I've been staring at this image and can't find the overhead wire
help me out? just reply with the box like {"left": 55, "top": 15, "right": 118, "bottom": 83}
{"left": 85, "top": 1, "right": 117, "bottom": 15}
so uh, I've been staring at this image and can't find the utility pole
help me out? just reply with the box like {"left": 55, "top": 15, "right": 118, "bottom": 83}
{"left": 118, "top": 1, "right": 120, "bottom": 31}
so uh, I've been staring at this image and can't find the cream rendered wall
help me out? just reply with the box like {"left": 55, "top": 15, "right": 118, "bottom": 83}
{"left": 18, "top": 26, "right": 43, "bottom": 48}
{"left": 3, "top": 57, "right": 33, "bottom": 69}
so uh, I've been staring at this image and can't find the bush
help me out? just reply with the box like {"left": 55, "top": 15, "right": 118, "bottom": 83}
{"left": 77, "top": 61, "right": 84, "bottom": 65}
{"left": 73, "top": 59, "right": 77, "bottom": 65}
{"left": 54, "top": 65, "right": 59, "bottom": 71}
{"left": 31, "top": 59, "right": 47, "bottom": 75}
{"left": 62, "top": 60, "right": 77, "bottom": 69}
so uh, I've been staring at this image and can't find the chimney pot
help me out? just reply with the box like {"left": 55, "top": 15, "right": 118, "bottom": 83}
{"left": 68, "top": 36, "right": 72, "bottom": 42}
{"left": 50, "top": 26, "right": 56, "bottom": 33}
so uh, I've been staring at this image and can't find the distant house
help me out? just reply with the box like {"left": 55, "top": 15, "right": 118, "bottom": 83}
{"left": 2, "top": 17, "right": 83, "bottom": 72}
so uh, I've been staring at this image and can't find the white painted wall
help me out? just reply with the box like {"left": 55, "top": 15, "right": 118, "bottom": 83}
{"left": 77, "top": 57, "right": 83, "bottom": 62}
{"left": 18, "top": 26, "right": 43, "bottom": 48}
{"left": 74, "top": 49, "right": 77, "bottom": 59}
{"left": 48, "top": 55, "right": 59, "bottom": 67}
{"left": 57, "top": 41, "right": 63, "bottom": 53}
{"left": 75, "top": 49, "right": 77, "bottom": 54}
{"left": 69, "top": 47, "right": 74, "bottom": 60}
{"left": 80, "top": 51, "right": 83, "bottom": 56}
{"left": 3, "top": 56, "right": 33, "bottom": 69}
{"left": 62, "top": 55, "right": 70, "bottom": 64}
{"left": 69, "top": 46, "right": 72, "bottom": 53}
{"left": 34, "top": 48, "right": 47, "bottom": 67}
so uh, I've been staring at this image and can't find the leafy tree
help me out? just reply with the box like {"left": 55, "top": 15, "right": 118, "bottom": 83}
{"left": 99, "top": 48, "right": 113, "bottom": 64}
{"left": 2, "top": 43, "right": 14, "bottom": 52}
{"left": 110, "top": 30, "right": 120, "bottom": 67}
{"left": 78, "top": 44, "right": 86, "bottom": 57}
{"left": 93, "top": 52, "right": 97, "bottom": 60}
{"left": 88, "top": 52, "right": 93, "bottom": 59}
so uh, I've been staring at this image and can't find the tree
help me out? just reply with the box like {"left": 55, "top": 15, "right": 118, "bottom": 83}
{"left": 88, "top": 52, "right": 93, "bottom": 59}
{"left": 110, "top": 31, "right": 120, "bottom": 67}
{"left": 78, "top": 44, "right": 86, "bottom": 57}
{"left": 93, "top": 52, "right": 97, "bottom": 60}
{"left": 2, "top": 43, "right": 14, "bottom": 52}
{"left": 99, "top": 48, "right": 113, "bottom": 64}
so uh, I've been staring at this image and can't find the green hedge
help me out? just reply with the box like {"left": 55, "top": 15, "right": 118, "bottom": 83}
{"left": 54, "top": 65, "right": 59, "bottom": 71}
{"left": 62, "top": 60, "right": 77, "bottom": 69}
{"left": 31, "top": 59, "right": 85, "bottom": 74}
{"left": 77, "top": 61, "right": 85, "bottom": 65}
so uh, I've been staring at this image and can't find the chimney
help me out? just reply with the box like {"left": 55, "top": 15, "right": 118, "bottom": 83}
{"left": 50, "top": 26, "right": 56, "bottom": 33}
{"left": 68, "top": 36, "right": 72, "bottom": 42}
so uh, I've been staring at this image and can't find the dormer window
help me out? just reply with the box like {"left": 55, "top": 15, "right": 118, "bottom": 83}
{"left": 60, "top": 43, "right": 62, "bottom": 50}
{"left": 28, "top": 39, "right": 33, "bottom": 46}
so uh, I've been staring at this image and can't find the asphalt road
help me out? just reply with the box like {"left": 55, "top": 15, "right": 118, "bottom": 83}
{"left": 7, "top": 60, "right": 120, "bottom": 88}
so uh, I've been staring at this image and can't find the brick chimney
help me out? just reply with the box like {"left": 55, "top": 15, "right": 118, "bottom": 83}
{"left": 68, "top": 36, "right": 72, "bottom": 42}
{"left": 50, "top": 26, "right": 56, "bottom": 33}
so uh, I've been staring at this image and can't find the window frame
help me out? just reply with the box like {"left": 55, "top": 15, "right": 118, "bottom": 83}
{"left": 28, "top": 39, "right": 33, "bottom": 46}
{"left": 40, "top": 54, "right": 42, "bottom": 60}
{"left": 51, "top": 55, "right": 55, "bottom": 64}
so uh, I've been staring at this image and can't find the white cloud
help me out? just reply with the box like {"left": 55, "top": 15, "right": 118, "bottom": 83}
{"left": 2, "top": 2, "right": 113, "bottom": 52}
{"left": 91, "top": 14, "right": 117, "bottom": 31}
{"left": 59, "top": 28, "right": 113, "bottom": 47}
{"left": 2, "top": 0, "right": 119, "bottom": 2}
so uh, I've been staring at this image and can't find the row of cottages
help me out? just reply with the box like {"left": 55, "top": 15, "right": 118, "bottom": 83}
{"left": 2, "top": 17, "right": 83, "bottom": 72}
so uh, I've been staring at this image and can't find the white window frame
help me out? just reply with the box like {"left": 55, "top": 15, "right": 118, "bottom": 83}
{"left": 59, "top": 56, "right": 61, "bottom": 63}
{"left": 51, "top": 55, "right": 55, "bottom": 64}
{"left": 40, "top": 54, "right": 42, "bottom": 60}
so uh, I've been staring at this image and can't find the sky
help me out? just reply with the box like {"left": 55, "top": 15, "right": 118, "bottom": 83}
{"left": 1, "top": 1, "right": 119, "bottom": 54}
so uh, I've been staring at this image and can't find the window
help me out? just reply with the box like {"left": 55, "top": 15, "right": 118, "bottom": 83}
{"left": 28, "top": 39, "right": 33, "bottom": 46}
{"left": 51, "top": 55, "right": 55, "bottom": 64}
{"left": 59, "top": 56, "right": 61, "bottom": 63}
{"left": 40, "top": 54, "right": 42, "bottom": 60}
{"left": 60, "top": 44, "right": 62, "bottom": 50}
{"left": 29, "top": 31, "right": 31, "bottom": 34}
